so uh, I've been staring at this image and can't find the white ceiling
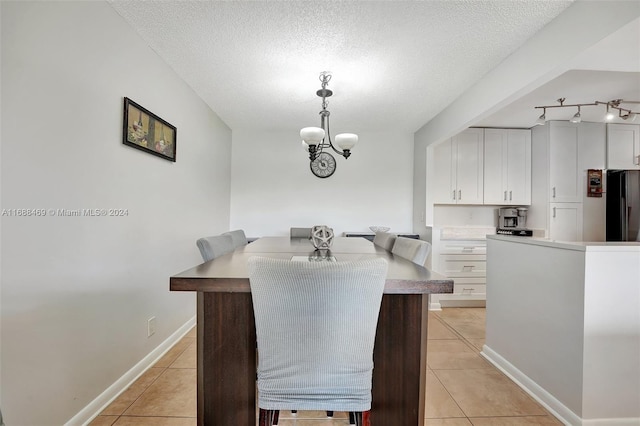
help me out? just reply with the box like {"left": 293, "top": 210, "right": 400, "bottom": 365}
{"left": 109, "top": 1, "right": 639, "bottom": 133}
{"left": 477, "top": 17, "right": 640, "bottom": 127}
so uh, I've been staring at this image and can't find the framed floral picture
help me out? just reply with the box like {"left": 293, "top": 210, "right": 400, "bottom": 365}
{"left": 123, "top": 97, "right": 176, "bottom": 162}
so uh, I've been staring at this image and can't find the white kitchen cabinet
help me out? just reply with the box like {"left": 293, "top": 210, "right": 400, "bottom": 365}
{"left": 549, "top": 202, "right": 583, "bottom": 241}
{"left": 549, "top": 122, "right": 581, "bottom": 203}
{"left": 484, "top": 129, "right": 531, "bottom": 205}
{"left": 427, "top": 228, "right": 487, "bottom": 310}
{"left": 607, "top": 123, "right": 640, "bottom": 170}
{"left": 530, "top": 121, "right": 605, "bottom": 242}
{"left": 433, "top": 128, "right": 484, "bottom": 204}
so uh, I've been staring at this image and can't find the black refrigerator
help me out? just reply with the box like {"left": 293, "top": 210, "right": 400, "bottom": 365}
{"left": 606, "top": 170, "right": 640, "bottom": 241}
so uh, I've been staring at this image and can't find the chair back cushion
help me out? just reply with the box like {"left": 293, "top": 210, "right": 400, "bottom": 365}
{"left": 196, "top": 234, "right": 234, "bottom": 262}
{"left": 391, "top": 237, "right": 431, "bottom": 266}
{"left": 248, "top": 257, "right": 388, "bottom": 412}
{"left": 223, "top": 229, "right": 248, "bottom": 248}
{"left": 372, "top": 231, "right": 397, "bottom": 251}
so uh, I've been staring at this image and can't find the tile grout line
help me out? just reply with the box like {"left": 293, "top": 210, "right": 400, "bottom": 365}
{"left": 94, "top": 332, "right": 196, "bottom": 424}
{"left": 428, "top": 314, "right": 474, "bottom": 424}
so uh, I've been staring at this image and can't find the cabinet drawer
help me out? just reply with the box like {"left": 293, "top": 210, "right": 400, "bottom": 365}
{"left": 453, "top": 283, "right": 486, "bottom": 295}
{"left": 441, "top": 241, "right": 486, "bottom": 255}
{"left": 451, "top": 277, "right": 485, "bottom": 285}
{"left": 440, "top": 259, "right": 486, "bottom": 276}
{"left": 440, "top": 254, "right": 486, "bottom": 261}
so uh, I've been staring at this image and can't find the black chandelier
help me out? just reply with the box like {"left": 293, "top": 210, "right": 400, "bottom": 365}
{"left": 300, "top": 72, "right": 358, "bottom": 164}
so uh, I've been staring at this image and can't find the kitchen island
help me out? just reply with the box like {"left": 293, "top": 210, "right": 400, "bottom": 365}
{"left": 483, "top": 235, "right": 640, "bottom": 425}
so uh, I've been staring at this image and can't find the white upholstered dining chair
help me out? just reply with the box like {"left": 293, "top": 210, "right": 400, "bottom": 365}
{"left": 196, "top": 234, "right": 235, "bottom": 262}
{"left": 289, "top": 227, "right": 312, "bottom": 238}
{"left": 222, "top": 229, "right": 248, "bottom": 249}
{"left": 391, "top": 237, "right": 431, "bottom": 266}
{"left": 247, "top": 257, "right": 388, "bottom": 426}
{"left": 372, "top": 231, "right": 397, "bottom": 251}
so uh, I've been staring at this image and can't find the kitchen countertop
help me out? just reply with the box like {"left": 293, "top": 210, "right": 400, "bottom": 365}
{"left": 487, "top": 234, "right": 640, "bottom": 252}
{"left": 430, "top": 226, "right": 546, "bottom": 240}
{"left": 437, "top": 226, "right": 496, "bottom": 240}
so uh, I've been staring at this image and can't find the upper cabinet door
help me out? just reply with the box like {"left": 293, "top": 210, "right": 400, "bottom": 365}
{"left": 607, "top": 124, "right": 640, "bottom": 170}
{"left": 453, "top": 128, "right": 484, "bottom": 204}
{"left": 506, "top": 129, "right": 531, "bottom": 205}
{"left": 432, "top": 129, "right": 484, "bottom": 204}
{"left": 432, "top": 139, "right": 456, "bottom": 204}
{"left": 483, "top": 129, "right": 531, "bottom": 205}
{"left": 549, "top": 122, "right": 581, "bottom": 203}
{"left": 483, "top": 129, "right": 507, "bottom": 204}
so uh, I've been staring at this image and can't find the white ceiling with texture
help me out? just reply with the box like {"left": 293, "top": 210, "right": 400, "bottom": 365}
{"left": 477, "top": 17, "right": 640, "bottom": 127}
{"left": 109, "top": 0, "right": 576, "bottom": 133}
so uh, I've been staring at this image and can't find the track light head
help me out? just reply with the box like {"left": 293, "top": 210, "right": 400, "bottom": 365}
{"left": 570, "top": 106, "right": 581, "bottom": 123}
{"left": 605, "top": 105, "right": 615, "bottom": 121}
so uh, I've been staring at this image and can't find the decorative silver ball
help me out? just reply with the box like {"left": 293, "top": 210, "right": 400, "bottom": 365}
{"left": 311, "top": 225, "right": 334, "bottom": 250}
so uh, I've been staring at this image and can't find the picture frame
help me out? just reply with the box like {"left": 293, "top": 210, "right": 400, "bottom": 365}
{"left": 123, "top": 97, "right": 177, "bottom": 162}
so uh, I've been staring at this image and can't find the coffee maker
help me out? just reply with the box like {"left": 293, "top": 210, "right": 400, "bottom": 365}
{"left": 497, "top": 207, "right": 532, "bottom": 236}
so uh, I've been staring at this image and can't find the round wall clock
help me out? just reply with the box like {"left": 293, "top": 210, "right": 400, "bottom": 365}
{"left": 310, "top": 152, "right": 336, "bottom": 178}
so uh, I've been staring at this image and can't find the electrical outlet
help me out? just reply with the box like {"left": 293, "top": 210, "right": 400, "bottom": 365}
{"left": 147, "top": 317, "right": 156, "bottom": 337}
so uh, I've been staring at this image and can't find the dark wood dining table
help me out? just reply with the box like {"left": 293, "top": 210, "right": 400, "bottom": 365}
{"left": 170, "top": 236, "right": 453, "bottom": 426}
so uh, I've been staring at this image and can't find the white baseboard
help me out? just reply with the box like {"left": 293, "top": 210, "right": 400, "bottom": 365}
{"left": 64, "top": 316, "right": 196, "bottom": 426}
{"left": 582, "top": 418, "right": 640, "bottom": 425}
{"left": 440, "top": 299, "right": 486, "bottom": 308}
{"left": 481, "top": 344, "right": 577, "bottom": 426}
{"left": 481, "top": 345, "right": 640, "bottom": 426}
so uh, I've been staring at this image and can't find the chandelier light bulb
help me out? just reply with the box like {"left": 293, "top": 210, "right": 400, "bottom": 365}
{"left": 335, "top": 133, "right": 359, "bottom": 150}
{"left": 300, "top": 127, "right": 325, "bottom": 146}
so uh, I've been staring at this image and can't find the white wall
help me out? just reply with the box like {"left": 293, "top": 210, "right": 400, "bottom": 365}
{"left": 583, "top": 250, "right": 640, "bottom": 420}
{"left": 484, "top": 237, "right": 640, "bottom": 424}
{"left": 485, "top": 238, "right": 586, "bottom": 418}
{"left": 230, "top": 129, "right": 414, "bottom": 237}
{"left": 0, "top": 2, "right": 232, "bottom": 424}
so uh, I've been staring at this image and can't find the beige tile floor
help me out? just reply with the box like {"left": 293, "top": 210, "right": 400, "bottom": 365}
{"left": 90, "top": 308, "right": 562, "bottom": 425}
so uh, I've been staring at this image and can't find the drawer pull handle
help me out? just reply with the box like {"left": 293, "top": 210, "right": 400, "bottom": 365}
{"left": 552, "top": 187, "right": 556, "bottom": 198}
{"left": 453, "top": 190, "right": 456, "bottom": 200}
{"left": 504, "top": 190, "right": 507, "bottom": 201}
{"left": 459, "top": 190, "right": 462, "bottom": 200}
{"left": 509, "top": 190, "right": 512, "bottom": 201}
{"left": 462, "top": 247, "right": 474, "bottom": 252}
{"left": 462, "top": 265, "right": 475, "bottom": 271}
{"left": 462, "top": 288, "right": 474, "bottom": 291}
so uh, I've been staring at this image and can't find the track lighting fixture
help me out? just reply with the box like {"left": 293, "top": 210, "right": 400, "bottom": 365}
{"left": 533, "top": 98, "right": 640, "bottom": 126}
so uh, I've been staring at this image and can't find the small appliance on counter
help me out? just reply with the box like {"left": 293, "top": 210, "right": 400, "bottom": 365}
{"left": 497, "top": 207, "right": 533, "bottom": 236}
